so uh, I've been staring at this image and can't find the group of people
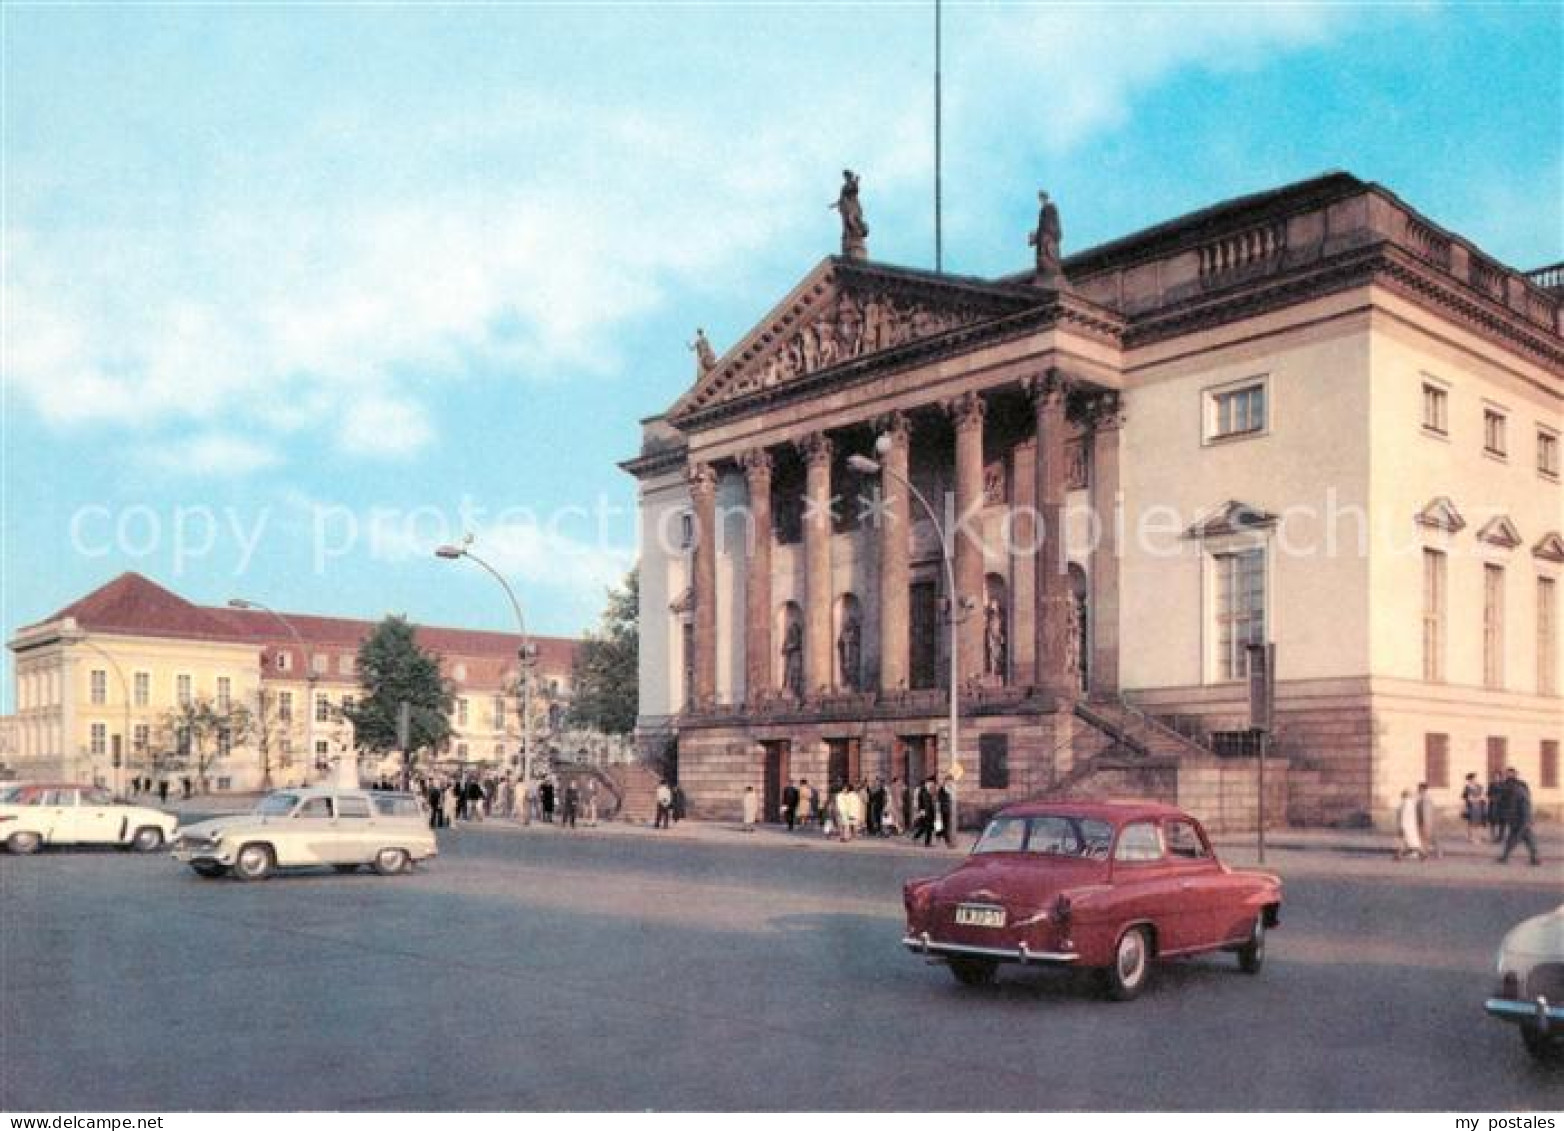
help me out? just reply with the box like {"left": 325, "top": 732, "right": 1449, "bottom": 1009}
{"left": 128, "top": 776, "right": 191, "bottom": 803}
{"left": 414, "top": 772, "right": 601, "bottom": 831}
{"left": 774, "top": 775, "right": 958, "bottom": 847}
{"left": 652, "top": 780, "right": 687, "bottom": 829}
{"left": 1396, "top": 767, "right": 1541, "bottom": 865}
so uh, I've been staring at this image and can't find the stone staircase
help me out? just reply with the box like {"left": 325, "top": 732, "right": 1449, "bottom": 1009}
{"left": 600, "top": 762, "right": 662, "bottom": 825}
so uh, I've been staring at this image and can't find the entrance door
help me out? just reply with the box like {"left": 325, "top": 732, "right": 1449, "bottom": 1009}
{"left": 826, "top": 738, "right": 860, "bottom": 788}
{"left": 762, "top": 740, "right": 790, "bottom": 824}
{"left": 909, "top": 581, "right": 938, "bottom": 690}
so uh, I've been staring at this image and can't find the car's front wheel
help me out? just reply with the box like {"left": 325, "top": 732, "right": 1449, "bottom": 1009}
{"left": 130, "top": 826, "right": 165, "bottom": 853}
{"left": 373, "top": 848, "right": 409, "bottom": 876}
{"left": 6, "top": 831, "right": 42, "bottom": 855}
{"left": 1522, "top": 1024, "right": 1564, "bottom": 1065}
{"left": 1237, "top": 913, "right": 1266, "bottom": 975}
{"left": 1103, "top": 926, "right": 1152, "bottom": 1001}
{"left": 233, "top": 843, "right": 274, "bottom": 881}
{"left": 948, "top": 958, "right": 998, "bottom": 987}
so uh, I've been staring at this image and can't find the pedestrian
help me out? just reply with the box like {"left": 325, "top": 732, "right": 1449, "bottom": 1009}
{"left": 891, "top": 776, "right": 908, "bottom": 834}
{"left": 585, "top": 779, "right": 599, "bottom": 826}
{"left": 540, "top": 779, "right": 556, "bottom": 823}
{"left": 455, "top": 777, "right": 469, "bottom": 821}
{"left": 441, "top": 780, "right": 458, "bottom": 828}
{"left": 467, "top": 778, "right": 485, "bottom": 822}
{"left": 158, "top": 778, "right": 169, "bottom": 804}
{"left": 1394, "top": 789, "right": 1425, "bottom": 861}
{"left": 426, "top": 780, "right": 443, "bottom": 828}
{"left": 914, "top": 777, "right": 936, "bottom": 847}
{"left": 868, "top": 776, "right": 886, "bottom": 836}
{"left": 654, "top": 779, "right": 673, "bottom": 829}
{"left": 1462, "top": 772, "right": 1486, "bottom": 844}
{"left": 181, "top": 776, "right": 192, "bottom": 800}
{"left": 882, "top": 786, "right": 902, "bottom": 836}
{"left": 1487, "top": 771, "right": 1507, "bottom": 843}
{"left": 1416, "top": 782, "right": 1440, "bottom": 859}
{"left": 937, "top": 775, "right": 956, "bottom": 848}
{"left": 524, "top": 777, "right": 538, "bottom": 825}
{"left": 1497, "top": 767, "right": 1542, "bottom": 866}
{"left": 803, "top": 780, "right": 818, "bottom": 828}
{"left": 742, "top": 785, "right": 759, "bottom": 832}
{"left": 835, "top": 783, "right": 856, "bottom": 842}
{"left": 562, "top": 781, "right": 579, "bottom": 829}
{"left": 671, "top": 783, "right": 687, "bottom": 824}
{"left": 781, "top": 779, "right": 800, "bottom": 831}
{"left": 498, "top": 775, "right": 515, "bottom": 820}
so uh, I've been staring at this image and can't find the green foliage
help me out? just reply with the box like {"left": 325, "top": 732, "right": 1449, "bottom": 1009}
{"left": 157, "top": 695, "right": 253, "bottom": 785}
{"left": 344, "top": 616, "right": 454, "bottom": 765}
{"left": 568, "top": 568, "right": 639, "bottom": 736}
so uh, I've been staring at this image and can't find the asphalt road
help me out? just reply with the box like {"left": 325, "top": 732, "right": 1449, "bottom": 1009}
{"left": 1, "top": 824, "right": 1560, "bottom": 1112}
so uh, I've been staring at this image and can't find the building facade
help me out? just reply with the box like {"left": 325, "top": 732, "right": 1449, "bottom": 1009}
{"left": 5, "top": 572, "right": 598, "bottom": 791}
{"left": 625, "top": 172, "right": 1562, "bottom": 829}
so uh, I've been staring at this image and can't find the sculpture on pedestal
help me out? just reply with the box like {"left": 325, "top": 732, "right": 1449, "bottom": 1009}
{"left": 837, "top": 612, "right": 862, "bottom": 691}
{"left": 781, "top": 610, "right": 805, "bottom": 697}
{"left": 688, "top": 328, "right": 718, "bottom": 376}
{"left": 831, "top": 170, "right": 869, "bottom": 260}
{"left": 1029, "top": 190, "right": 1064, "bottom": 285}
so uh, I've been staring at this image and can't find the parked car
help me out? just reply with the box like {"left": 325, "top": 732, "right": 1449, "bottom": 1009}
{"left": 0, "top": 783, "right": 178, "bottom": 854}
{"left": 1486, "top": 903, "right": 1564, "bottom": 1064}
{"left": 902, "top": 800, "right": 1282, "bottom": 999}
{"left": 172, "top": 786, "right": 436, "bottom": 880}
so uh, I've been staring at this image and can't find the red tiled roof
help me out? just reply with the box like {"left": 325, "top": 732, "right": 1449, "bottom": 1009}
{"left": 23, "top": 572, "right": 580, "bottom": 675}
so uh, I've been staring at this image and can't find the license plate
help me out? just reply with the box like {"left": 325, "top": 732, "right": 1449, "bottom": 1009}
{"left": 955, "top": 904, "right": 1005, "bottom": 928}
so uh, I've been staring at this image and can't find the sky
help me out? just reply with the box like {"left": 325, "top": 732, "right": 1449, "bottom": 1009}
{"left": 2, "top": 1, "right": 1561, "bottom": 708}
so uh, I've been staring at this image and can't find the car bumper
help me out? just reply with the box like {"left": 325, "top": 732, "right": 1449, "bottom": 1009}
{"left": 173, "top": 844, "right": 234, "bottom": 865}
{"left": 902, "top": 932, "right": 1080, "bottom": 965}
{"left": 1486, "top": 996, "right": 1564, "bottom": 1033}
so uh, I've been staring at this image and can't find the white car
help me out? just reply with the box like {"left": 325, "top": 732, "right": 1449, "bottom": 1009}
{"left": 0, "top": 783, "right": 178, "bottom": 854}
{"left": 1486, "top": 903, "right": 1564, "bottom": 1063}
{"left": 173, "top": 786, "right": 437, "bottom": 880}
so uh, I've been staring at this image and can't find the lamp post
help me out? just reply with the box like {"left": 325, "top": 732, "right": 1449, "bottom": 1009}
{"left": 227, "top": 598, "right": 333, "bottom": 787}
{"left": 63, "top": 633, "right": 130, "bottom": 798}
{"left": 849, "top": 440, "right": 970, "bottom": 833}
{"left": 435, "top": 537, "right": 536, "bottom": 795}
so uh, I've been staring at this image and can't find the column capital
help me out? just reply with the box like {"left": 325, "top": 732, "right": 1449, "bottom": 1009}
{"left": 944, "top": 390, "right": 986, "bottom": 432}
{"left": 687, "top": 460, "right": 718, "bottom": 499}
{"left": 1023, "top": 367, "right": 1072, "bottom": 412}
{"left": 795, "top": 431, "right": 833, "bottom": 468}
{"left": 1079, "top": 389, "right": 1125, "bottom": 432}
{"left": 873, "top": 410, "right": 913, "bottom": 447}
{"left": 738, "top": 447, "right": 773, "bottom": 481}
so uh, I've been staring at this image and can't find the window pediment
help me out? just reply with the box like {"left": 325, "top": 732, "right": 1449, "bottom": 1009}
{"left": 1415, "top": 496, "right": 1466, "bottom": 534}
{"left": 1185, "top": 500, "right": 1278, "bottom": 540}
{"left": 1534, "top": 531, "right": 1564, "bottom": 564}
{"left": 1476, "top": 514, "right": 1523, "bottom": 550}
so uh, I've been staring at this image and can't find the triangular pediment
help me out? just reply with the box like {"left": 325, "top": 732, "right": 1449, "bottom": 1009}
{"left": 1185, "top": 499, "right": 1278, "bottom": 539}
{"left": 1415, "top": 496, "right": 1466, "bottom": 534}
{"left": 1477, "top": 514, "right": 1523, "bottom": 549}
{"left": 667, "top": 258, "right": 1042, "bottom": 422}
{"left": 1532, "top": 531, "right": 1564, "bottom": 563}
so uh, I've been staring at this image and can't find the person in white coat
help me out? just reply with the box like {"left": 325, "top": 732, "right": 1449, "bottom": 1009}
{"left": 741, "top": 786, "right": 759, "bottom": 833}
{"left": 1395, "top": 789, "right": 1425, "bottom": 861}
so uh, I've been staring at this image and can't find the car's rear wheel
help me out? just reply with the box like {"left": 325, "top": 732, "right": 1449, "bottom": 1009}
{"left": 948, "top": 958, "right": 998, "bottom": 987}
{"left": 6, "top": 831, "right": 42, "bottom": 855}
{"left": 190, "top": 862, "right": 229, "bottom": 879}
{"left": 373, "top": 848, "right": 409, "bottom": 876}
{"left": 130, "top": 826, "right": 164, "bottom": 853}
{"left": 233, "top": 843, "right": 274, "bottom": 881}
{"left": 1103, "top": 926, "right": 1152, "bottom": 1001}
{"left": 1522, "top": 1024, "right": 1564, "bottom": 1064}
{"left": 1237, "top": 913, "right": 1266, "bottom": 975}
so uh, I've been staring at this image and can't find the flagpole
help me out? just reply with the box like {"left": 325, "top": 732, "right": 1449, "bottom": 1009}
{"left": 934, "top": 0, "right": 943, "bottom": 273}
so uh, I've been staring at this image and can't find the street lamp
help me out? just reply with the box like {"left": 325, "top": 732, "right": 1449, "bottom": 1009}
{"left": 849, "top": 440, "right": 970, "bottom": 834}
{"left": 227, "top": 597, "right": 337, "bottom": 788}
{"left": 435, "top": 537, "right": 537, "bottom": 799}
{"left": 63, "top": 633, "right": 131, "bottom": 797}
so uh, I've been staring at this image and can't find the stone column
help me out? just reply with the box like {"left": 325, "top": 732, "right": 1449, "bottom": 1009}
{"left": 1088, "top": 396, "right": 1125, "bottom": 698}
{"left": 947, "top": 392, "right": 986, "bottom": 688}
{"left": 1029, "top": 370, "right": 1074, "bottom": 699}
{"left": 875, "top": 413, "right": 912, "bottom": 693}
{"left": 797, "top": 432, "right": 834, "bottom": 697}
{"left": 739, "top": 448, "right": 773, "bottom": 703}
{"left": 688, "top": 461, "right": 718, "bottom": 707}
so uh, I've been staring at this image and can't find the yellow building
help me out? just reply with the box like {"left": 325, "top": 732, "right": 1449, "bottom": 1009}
{"left": 6, "top": 572, "right": 590, "bottom": 792}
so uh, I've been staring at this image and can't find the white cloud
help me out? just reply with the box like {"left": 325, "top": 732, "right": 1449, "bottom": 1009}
{"left": 140, "top": 432, "right": 282, "bottom": 477}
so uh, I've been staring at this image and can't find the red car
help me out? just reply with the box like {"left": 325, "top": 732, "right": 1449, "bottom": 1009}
{"left": 902, "top": 800, "right": 1282, "bottom": 1000}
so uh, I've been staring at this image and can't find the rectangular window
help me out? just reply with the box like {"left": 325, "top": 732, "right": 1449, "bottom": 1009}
{"left": 90, "top": 669, "right": 107, "bottom": 706}
{"left": 1539, "top": 429, "right": 1559, "bottom": 479}
{"left": 315, "top": 694, "right": 331, "bottom": 723}
{"left": 217, "top": 727, "right": 232, "bottom": 757}
{"left": 1423, "top": 733, "right": 1449, "bottom": 789}
{"left": 1209, "top": 381, "right": 1267, "bottom": 440}
{"left": 493, "top": 696, "right": 507, "bottom": 729}
{"left": 1487, "top": 736, "right": 1507, "bottom": 779}
{"left": 311, "top": 654, "right": 328, "bottom": 676}
{"left": 278, "top": 691, "right": 293, "bottom": 722}
{"left": 279, "top": 736, "right": 293, "bottom": 758}
{"left": 341, "top": 695, "right": 355, "bottom": 715}
{"left": 1484, "top": 564, "right": 1505, "bottom": 689}
{"left": 176, "top": 727, "right": 192, "bottom": 758}
{"left": 339, "top": 654, "right": 355, "bottom": 676}
{"left": 1542, "top": 740, "right": 1560, "bottom": 790}
{"left": 315, "top": 739, "right": 329, "bottom": 757}
{"left": 275, "top": 651, "right": 292, "bottom": 673}
{"left": 1541, "top": 577, "right": 1558, "bottom": 696}
{"left": 1422, "top": 549, "right": 1446, "bottom": 682}
{"left": 1214, "top": 548, "right": 1266, "bottom": 681}
{"left": 133, "top": 671, "right": 150, "bottom": 707}
{"left": 457, "top": 698, "right": 470, "bottom": 727}
{"left": 979, "top": 734, "right": 1009, "bottom": 790}
{"left": 1421, "top": 382, "right": 1448, "bottom": 435}
{"left": 176, "top": 674, "right": 192, "bottom": 706}
{"left": 90, "top": 723, "right": 107, "bottom": 756}
{"left": 681, "top": 622, "right": 695, "bottom": 708}
{"left": 1484, "top": 409, "right": 1508, "bottom": 458}
{"left": 216, "top": 677, "right": 231, "bottom": 713}
{"left": 456, "top": 742, "right": 469, "bottom": 760}
{"left": 133, "top": 723, "right": 150, "bottom": 752}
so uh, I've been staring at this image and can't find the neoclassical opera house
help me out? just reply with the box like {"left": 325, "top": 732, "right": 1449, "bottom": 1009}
{"left": 623, "top": 171, "right": 1563, "bottom": 830}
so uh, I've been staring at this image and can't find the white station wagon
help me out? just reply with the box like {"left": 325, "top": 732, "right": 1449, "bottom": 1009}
{"left": 0, "top": 783, "right": 178, "bottom": 854}
{"left": 173, "top": 787, "right": 436, "bottom": 880}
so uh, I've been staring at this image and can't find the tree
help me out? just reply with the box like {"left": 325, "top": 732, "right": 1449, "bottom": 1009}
{"left": 343, "top": 615, "right": 454, "bottom": 782}
{"left": 157, "top": 696, "right": 253, "bottom": 791}
{"left": 248, "top": 687, "right": 294, "bottom": 790}
{"left": 568, "top": 568, "right": 639, "bottom": 736}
